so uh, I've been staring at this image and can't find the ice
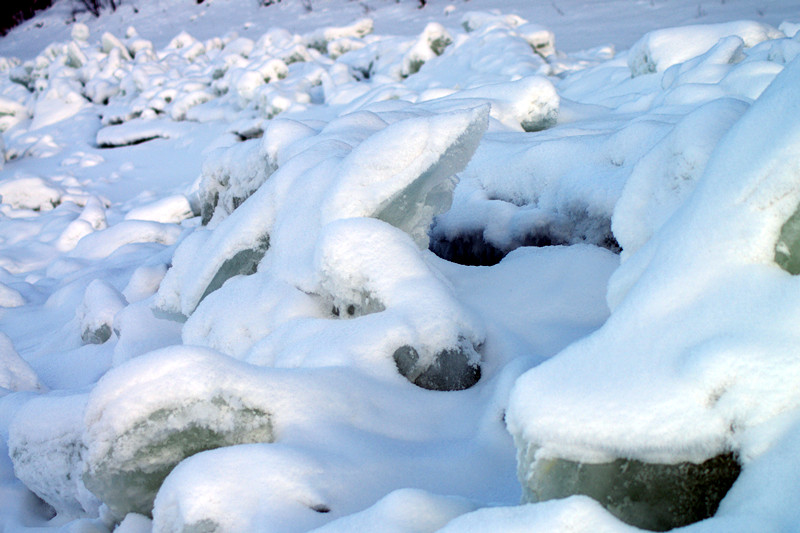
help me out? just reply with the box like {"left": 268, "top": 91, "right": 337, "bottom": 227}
{"left": 8, "top": 392, "right": 100, "bottom": 518}
{"left": 522, "top": 454, "right": 741, "bottom": 531}
{"left": 197, "top": 138, "right": 276, "bottom": 225}
{"left": 96, "top": 119, "right": 191, "bottom": 148}
{"left": 77, "top": 279, "right": 126, "bottom": 345}
{"left": 0, "top": 332, "right": 42, "bottom": 392}
{"left": 82, "top": 347, "right": 274, "bottom": 519}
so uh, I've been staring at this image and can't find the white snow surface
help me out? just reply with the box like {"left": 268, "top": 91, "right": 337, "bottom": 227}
{"left": 0, "top": 0, "right": 799, "bottom": 532}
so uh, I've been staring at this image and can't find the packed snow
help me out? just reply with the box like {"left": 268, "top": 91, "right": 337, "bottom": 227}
{"left": 1, "top": 0, "right": 800, "bottom": 532}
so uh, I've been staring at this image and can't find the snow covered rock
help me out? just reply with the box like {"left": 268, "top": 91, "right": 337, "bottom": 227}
{"left": 305, "top": 19, "right": 374, "bottom": 54}
{"left": 401, "top": 23, "right": 452, "bottom": 77}
{"left": 8, "top": 392, "right": 100, "bottom": 518}
{"left": 125, "top": 195, "right": 195, "bottom": 225}
{"left": 82, "top": 347, "right": 274, "bottom": 519}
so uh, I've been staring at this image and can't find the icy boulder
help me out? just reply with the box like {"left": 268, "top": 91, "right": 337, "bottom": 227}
{"left": 507, "top": 53, "right": 800, "bottom": 532}
{"left": 0, "top": 333, "right": 42, "bottom": 392}
{"left": 323, "top": 104, "right": 490, "bottom": 248}
{"left": 520, "top": 454, "right": 741, "bottom": 531}
{"left": 78, "top": 279, "right": 127, "bottom": 345}
{"left": 82, "top": 347, "right": 274, "bottom": 519}
{"left": 8, "top": 392, "right": 100, "bottom": 518}
{"left": 628, "top": 20, "right": 783, "bottom": 76}
{"left": 197, "top": 138, "right": 276, "bottom": 225}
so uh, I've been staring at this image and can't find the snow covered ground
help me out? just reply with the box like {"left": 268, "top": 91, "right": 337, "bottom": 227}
{"left": 0, "top": 0, "right": 799, "bottom": 532}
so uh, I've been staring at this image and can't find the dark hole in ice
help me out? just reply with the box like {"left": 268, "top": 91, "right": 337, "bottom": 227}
{"left": 527, "top": 452, "right": 741, "bottom": 532}
{"left": 393, "top": 345, "right": 481, "bottom": 391}
{"left": 311, "top": 504, "right": 331, "bottom": 513}
{"left": 346, "top": 304, "right": 355, "bottom": 316}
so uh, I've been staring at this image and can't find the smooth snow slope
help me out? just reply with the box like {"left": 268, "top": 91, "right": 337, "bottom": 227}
{"left": 0, "top": 1, "right": 798, "bottom": 533}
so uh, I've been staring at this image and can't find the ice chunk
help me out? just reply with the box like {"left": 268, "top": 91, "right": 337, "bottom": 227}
{"left": 198, "top": 138, "right": 276, "bottom": 225}
{"left": 152, "top": 445, "right": 331, "bottom": 533}
{"left": 613, "top": 97, "right": 748, "bottom": 257}
{"left": 96, "top": 119, "right": 190, "bottom": 148}
{"left": 125, "top": 195, "right": 195, "bottom": 225}
{"left": 401, "top": 23, "right": 453, "bottom": 77}
{"left": 78, "top": 280, "right": 127, "bottom": 345}
{"left": 428, "top": 77, "right": 559, "bottom": 132}
{"left": 520, "top": 453, "right": 741, "bottom": 531}
{"left": 71, "top": 23, "right": 90, "bottom": 42}
{"left": 0, "top": 332, "right": 42, "bottom": 392}
{"left": 0, "top": 175, "right": 64, "bottom": 211}
{"left": 325, "top": 105, "right": 489, "bottom": 247}
{"left": 507, "top": 47, "right": 800, "bottom": 533}
{"left": 8, "top": 392, "right": 101, "bottom": 518}
{"left": 628, "top": 21, "right": 784, "bottom": 76}
{"left": 82, "top": 347, "right": 274, "bottom": 519}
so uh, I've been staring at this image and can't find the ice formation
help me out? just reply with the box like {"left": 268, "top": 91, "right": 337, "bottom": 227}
{"left": 82, "top": 347, "right": 274, "bottom": 519}
{"left": 0, "top": 333, "right": 42, "bottom": 392}
{"left": 8, "top": 392, "right": 100, "bottom": 518}
{"left": 507, "top": 47, "right": 800, "bottom": 533}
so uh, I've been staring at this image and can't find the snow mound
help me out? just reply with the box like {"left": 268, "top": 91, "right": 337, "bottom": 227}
{"left": 77, "top": 279, "right": 126, "bottom": 345}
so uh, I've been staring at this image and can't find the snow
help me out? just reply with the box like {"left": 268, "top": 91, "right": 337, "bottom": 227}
{"left": 0, "top": 0, "right": 800, "bottom": 532}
